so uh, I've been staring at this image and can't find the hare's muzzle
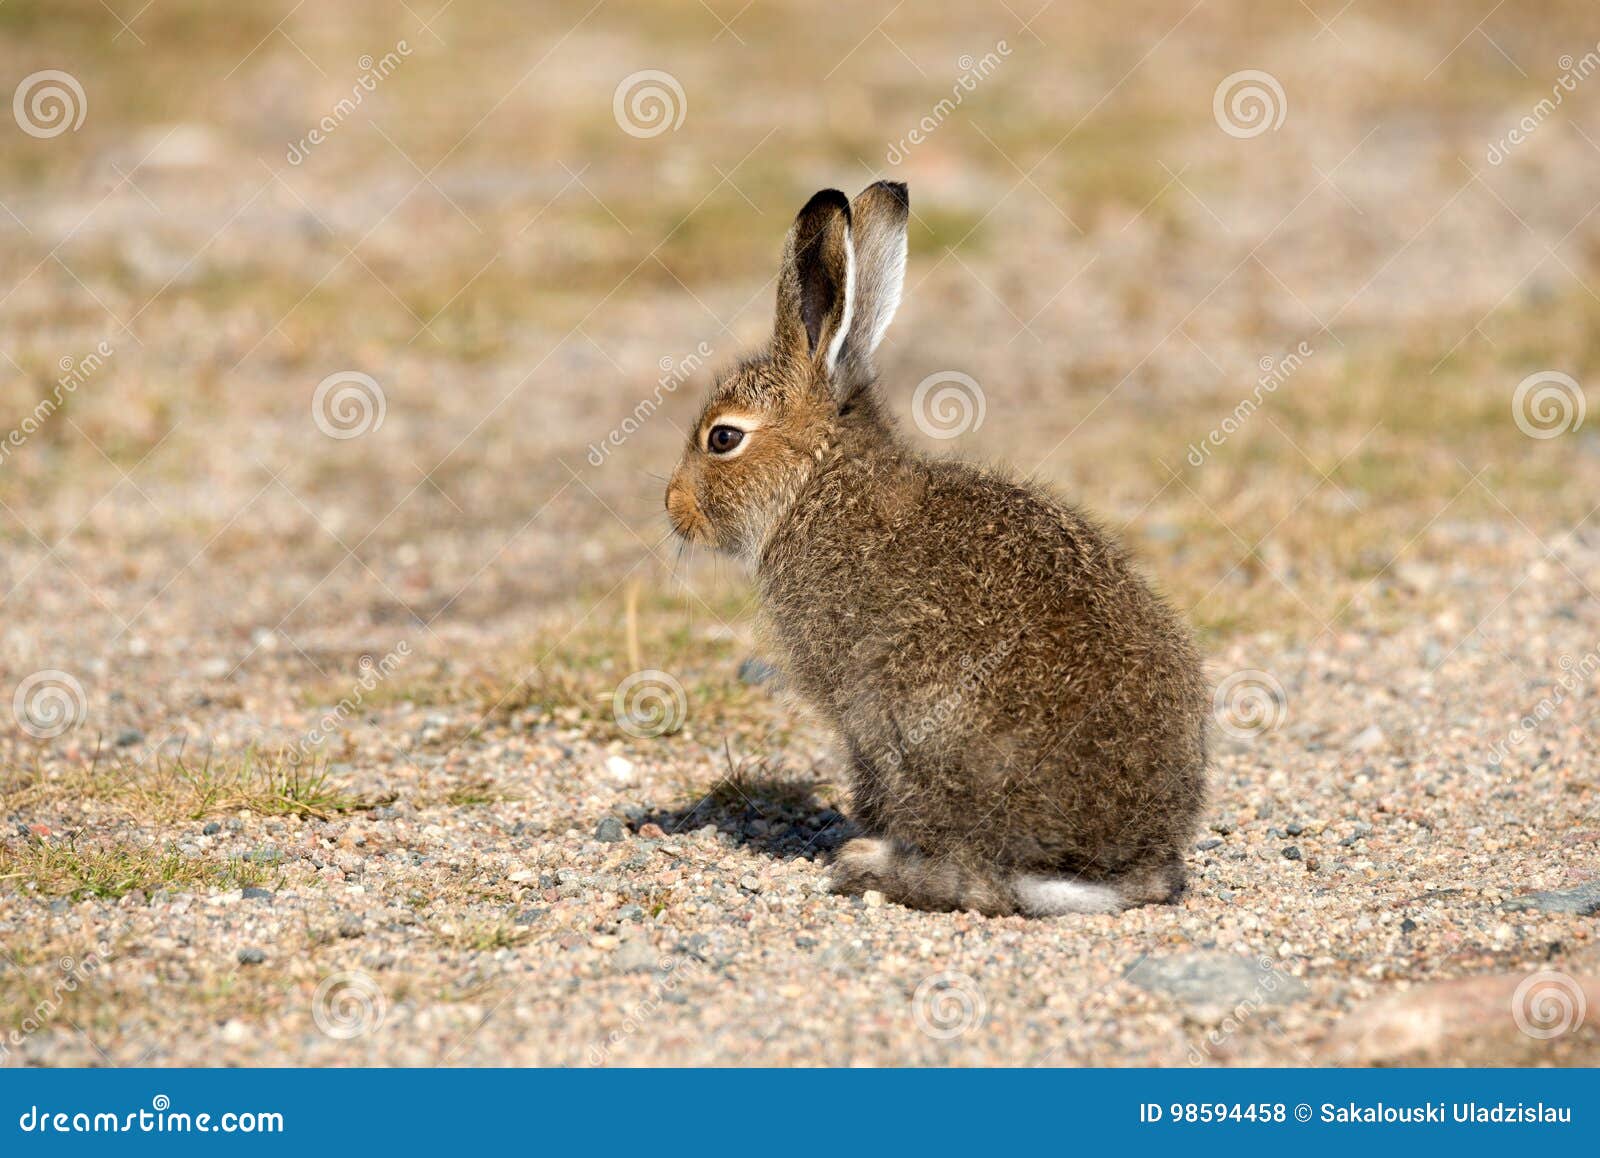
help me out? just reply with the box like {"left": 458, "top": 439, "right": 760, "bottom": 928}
{"left": 664, "top": 469, "right": 708, "bottom": 543}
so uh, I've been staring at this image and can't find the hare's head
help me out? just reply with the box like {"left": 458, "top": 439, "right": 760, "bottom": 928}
{"left": 665, "top": 181, "right": 909, "bottom": 556}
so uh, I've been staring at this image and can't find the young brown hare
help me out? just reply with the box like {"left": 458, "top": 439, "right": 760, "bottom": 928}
{"left": 665, "top": 183, "right": 1208, "bottom": 916}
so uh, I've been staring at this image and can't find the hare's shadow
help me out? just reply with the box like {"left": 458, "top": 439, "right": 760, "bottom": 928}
{"left": 635, "top": 768, "right": 855, "bottom": 860}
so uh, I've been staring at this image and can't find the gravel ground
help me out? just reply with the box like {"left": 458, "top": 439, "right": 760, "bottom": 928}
{"left": 3, "top": 1, "right": 1600, "bottom": 1066}
{"left": 6, "top": 538, "right": 1600, "bottom": 1067}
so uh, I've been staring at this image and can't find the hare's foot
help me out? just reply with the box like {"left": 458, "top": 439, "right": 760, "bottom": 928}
{"left": 827, "top": 838, "right": 1016, "bottom": 916}
{"left": 827, "top": 837, "right": 894, "bottom": 896}
{"left": 829, "top": 841, "right": 1185, "bottom": 917}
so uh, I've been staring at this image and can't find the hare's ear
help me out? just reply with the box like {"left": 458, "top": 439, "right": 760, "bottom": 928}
{"left": 774, "top": 189, "right": 854, "bottom": 376}
{"left": 835, "top": 181, "right": 908, "bottom": 393}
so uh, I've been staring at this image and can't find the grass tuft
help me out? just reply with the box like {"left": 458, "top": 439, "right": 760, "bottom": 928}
{"left": 0, "top": 837, "right": 274, "bottom": 902}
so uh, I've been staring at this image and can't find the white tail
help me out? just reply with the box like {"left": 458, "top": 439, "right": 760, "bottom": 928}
{"left": 1012, "top": 874, "right": 1123, "bottom": 915}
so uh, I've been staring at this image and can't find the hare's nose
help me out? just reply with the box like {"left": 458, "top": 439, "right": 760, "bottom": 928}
{"left": 664, "top": 470, "right": 691, "bottom": 520}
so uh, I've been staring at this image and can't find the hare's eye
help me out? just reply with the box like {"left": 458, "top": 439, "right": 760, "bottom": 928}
{"left": 707, "top": 425, "right": 745, "bottom": 455}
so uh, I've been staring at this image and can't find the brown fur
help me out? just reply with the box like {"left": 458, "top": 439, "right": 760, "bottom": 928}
{"left": 666, "top": 183, "right": 1207, "bottom": 917}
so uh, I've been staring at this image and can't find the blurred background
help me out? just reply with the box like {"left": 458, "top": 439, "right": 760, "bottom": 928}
{"left": 2, "top": 1, "right": 1598, "bottom": 1066}
{"left": 3, "top": 0, "right": 1597, "bottom": 650}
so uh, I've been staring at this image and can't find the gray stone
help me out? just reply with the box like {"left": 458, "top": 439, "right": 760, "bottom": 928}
{"left": 614, "top": 938, "right": 659, "bottom": 973}
{"left": 594, "top": 817, "right": 625, "bottom": 843}
{"left": 241, "top": 886, "right": 273, "bottom": 902}
{"left": 237, "top": 948, "right": 266, "bottom": 966}
{"left": 1124, "top": 951, "right": 1308, "bottom": 1009}
{"left": 114, "top": 728, "right": 145, "bottom": 748}
{"left": 1502, "top": 879, "right": 1600, "bottom": 916}
{"left": 737, "top": 656, "right": 779, "bottom": 685}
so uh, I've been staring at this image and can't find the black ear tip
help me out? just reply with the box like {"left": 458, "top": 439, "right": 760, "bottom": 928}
{"left": 858, "top": 180, "right": 908, "bottom": 211}
{"left": 798, "top": 188, "right": 851, "bottom": 223}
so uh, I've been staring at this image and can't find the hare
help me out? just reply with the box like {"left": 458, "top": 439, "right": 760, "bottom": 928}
{"left": 665, "top": 182, "right": 1207, "bottom": 916}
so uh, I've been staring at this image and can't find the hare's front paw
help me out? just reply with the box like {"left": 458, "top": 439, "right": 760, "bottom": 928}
{"left": 828, "top": 837, "right": 892, "bottom": 896}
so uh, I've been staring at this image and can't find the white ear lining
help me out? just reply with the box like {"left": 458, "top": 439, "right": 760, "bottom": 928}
{"left": 863, "top": 229, "right": 906, "bottom": 357}
{"left": 822, "top": 224, "right": 855, "bottom": 375}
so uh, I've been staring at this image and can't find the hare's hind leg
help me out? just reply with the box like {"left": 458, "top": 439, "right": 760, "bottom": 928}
{"left": 828, "top": 838, "right": 1017, "bottom": 916}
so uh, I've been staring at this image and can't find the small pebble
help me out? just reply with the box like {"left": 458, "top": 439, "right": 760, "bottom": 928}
{"left": 237, "top": 948, "right": 266, "bottom": 966}
{"left": 614, "top": 938, "right": 658, "bottom": 973}
{"left": 594, "top": 817, "right": 625, "bottom": 842}
{"left": 1347, "top": 724, "right": 1386, "bottom": 752}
